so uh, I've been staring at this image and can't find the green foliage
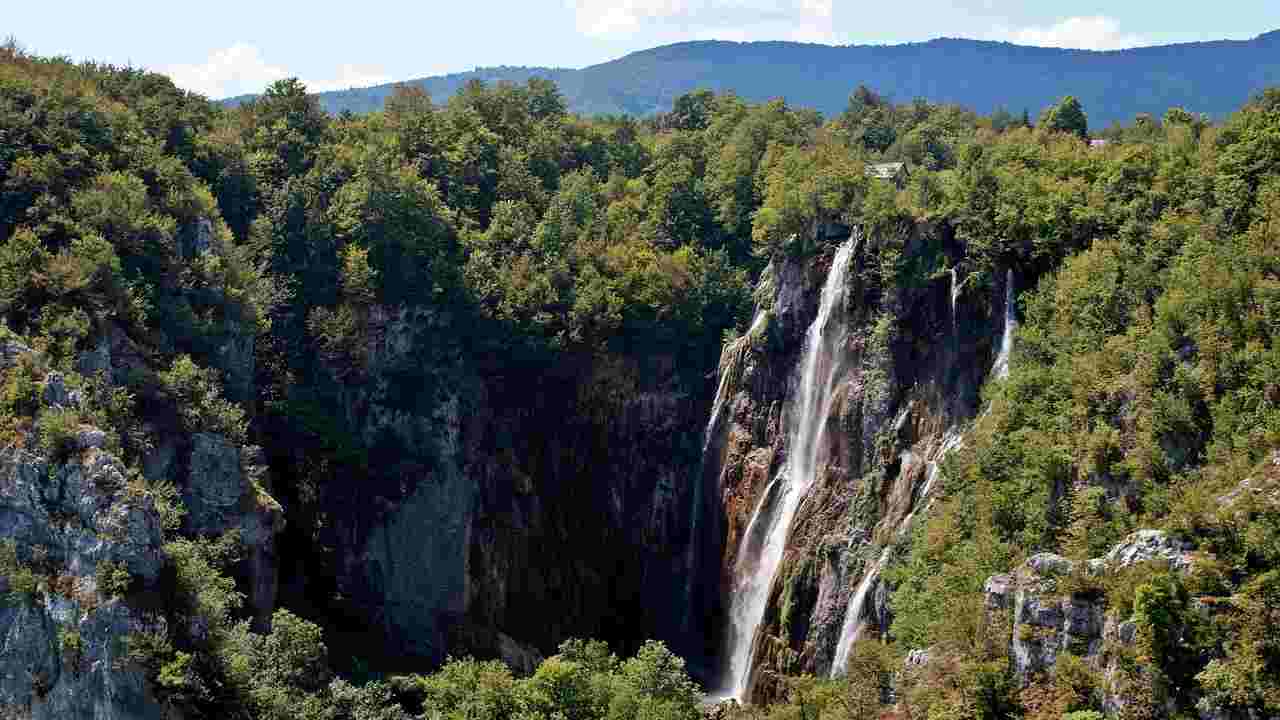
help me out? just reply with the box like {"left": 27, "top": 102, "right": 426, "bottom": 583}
{"left": 1040, "top": 96, "right": 1089, "bottom": 139}
{"left": 1196, "top": 570, "right": 1280, "bottom": 715}
{"left": 386, "top": 639, "right": 700, "bottom": 720}
{"left": 95, "top": 559, "right": 133, "bottom": 598}
{"left": 223, "top": 609, "right": 335, "bottom": 720}
{"left": 157, "top": 355, "right": 247, "bottom": 441}
{"left": 883, "top": 83, "right": 1280, "bottom": 720}
{"left": 752, "top": 136, "right": 865, "bottom": 257}
{"left": 58, "top": 625, "right": 83, "bottom": 671}
{"left": 164, "top": 531, "right": 244, "bottom": 626}
{"left": 0, "top": 350, "right": 42, "bottom": 444}
{"left": 11, "top": 42, "right": 1280, "bottom": 720}
{"left": 609, "top": 640, "right": 701, "bottom": 720}
{"left": 0, "top": 539, "right": 41, "bottom": 603}
{"left": 831, "top": 640, "right": 896, "bottom": 720}
{"left": 37, "top": 406, "right": 83, "bottom": 460}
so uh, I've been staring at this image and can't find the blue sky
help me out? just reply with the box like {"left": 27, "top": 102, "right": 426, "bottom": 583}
{"left": 7, "top": 1, "right": 1278, "bottom": 98}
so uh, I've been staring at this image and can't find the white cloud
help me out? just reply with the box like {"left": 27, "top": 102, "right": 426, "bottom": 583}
{"left": 306, "top": 65, "right": 394, "bottom": 93}
{"left": 161, "top": 44, "right": 393, "bottom": 99}
{"left": 568, "top": 0, "right": 837, "bottom": 44}
{"left": 162, "top": 43, "right": 288, "bottom": 98}
{"left": 989, "top": 16, "right": 1152, "bottom": 51}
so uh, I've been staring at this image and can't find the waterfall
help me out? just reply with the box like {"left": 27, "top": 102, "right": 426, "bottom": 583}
{"left": 748, "top": 307, "right": 768, "bottom": 336}
{"left": 949, "top": 267, "right": 960, "bottom": 329}
{"left": 715, "top": 237, "right": 859, "bottom": 701}
{"left": 990, "top": 268, "right": 1017, "bottom": 380}
{"left": 897, "top": 429, "right": 966, "bottom": 537}
{"left": 684, "top": 321, "right": 755, "bottom": 636}
{"left": 830, "top": 547, "right": 892, "bottom": 676}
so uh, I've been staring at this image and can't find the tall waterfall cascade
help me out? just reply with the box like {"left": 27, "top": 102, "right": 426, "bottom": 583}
{"left": 991, "top": 268, "right": 1017, "bottom": 380}
{"left": 714, "top": 237, "right": 859, "bottom": 701}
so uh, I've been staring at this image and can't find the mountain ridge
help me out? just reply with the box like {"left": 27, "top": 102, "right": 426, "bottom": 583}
{"left": 223, "top": 30, "right": 1280, "bottom": 126}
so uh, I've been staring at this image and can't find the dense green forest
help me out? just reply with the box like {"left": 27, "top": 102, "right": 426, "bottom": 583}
{"left": 226, "top": 32, "right": 1280, "bottom": 128}
{"left": 3, "top": 35, "right": 1280, "bottom": 720}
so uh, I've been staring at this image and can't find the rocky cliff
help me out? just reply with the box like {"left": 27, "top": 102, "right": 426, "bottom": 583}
{"left": 701, "top": 223, "right": 1012, "bottom": 701}
{"left": 283, "top": 304, "right": 721, "bottom": 677}
{"left": 0, "top": 346, "right": 167, "bottom": 720}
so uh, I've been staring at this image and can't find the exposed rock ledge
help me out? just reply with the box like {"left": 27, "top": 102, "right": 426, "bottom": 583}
{"left": 1, "top": 436, "right": 166, "bottom": 717}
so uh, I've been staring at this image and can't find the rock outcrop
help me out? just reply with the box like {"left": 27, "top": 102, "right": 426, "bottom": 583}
{"left": 983, "top": 531, "right": 1203, "bottom": 713}
{"left": 0, "top": 363, "right": 167, "bottom": 719}
{"left": 984, "top": 553, "right": 1106, "bottom": 681}
{"left": 181, "top": 434, "right": 283, "bottom": 630}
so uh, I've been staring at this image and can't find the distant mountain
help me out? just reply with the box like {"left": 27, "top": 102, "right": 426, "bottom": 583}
{"left": 224, "top": 31, "right": 1280, "bottom": 127}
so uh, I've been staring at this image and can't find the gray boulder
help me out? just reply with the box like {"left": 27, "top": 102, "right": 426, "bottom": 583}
{"left": 73, "top": 427, "right": 107, "bottom": 451}
{"left": 1026, "top": 552, "right": 1074, "bottom": 577}
{"left": 0, "top": 339, "right": 32, "bottom": 369}
{"left": 1103, "top": 530, "right": 1194, "bottom": 572}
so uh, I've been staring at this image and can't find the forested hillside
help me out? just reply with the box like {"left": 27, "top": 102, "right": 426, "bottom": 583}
{"left": 226, "top": 31, "right": 1280, "bottom": 128}
{"left": 2, "top": 35, "right": 1280, "bottom": 720}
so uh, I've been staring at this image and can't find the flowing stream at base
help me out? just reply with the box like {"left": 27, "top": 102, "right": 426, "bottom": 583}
{"left": 713, "top": 237, "right": 859, "bottom": 701}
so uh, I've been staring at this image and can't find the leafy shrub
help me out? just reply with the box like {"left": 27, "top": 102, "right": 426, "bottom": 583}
{"left": 95, "top": 559, "right": 133, "bottom": 598}
{"left": 0, "top": 539, "right": 41, "bottom": 602}
{"left": 59, "top": 626, "right": 84, "bottom": 672}
{"left": 0, "top": 351, "right": 43, "bottom": 444}
{"left": 164, "top": 531, "right": 243, "bottom": 626}
{"left": 37, "top": 407, "right": 83, "bottom": 461}
{"left": 157, "top": 355, "right": 247, "bottom": 441}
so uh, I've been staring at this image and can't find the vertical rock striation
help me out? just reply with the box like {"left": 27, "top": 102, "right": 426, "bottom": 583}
{"left": 299, "top": 304, "right": 721, "bottom": 677}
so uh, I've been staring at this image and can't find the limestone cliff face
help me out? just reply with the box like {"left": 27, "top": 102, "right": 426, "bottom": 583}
{"left": 983, "top": 531, "right": 1201, "bottom": 717}
{"left": 702, "top": 224, "right": 1012, "bottom": 700}
{"left": 0, "top": 352, "right": 167, "bottom": 720}
{"left": 304, "top": 304, "right": 717, "bottom": 676}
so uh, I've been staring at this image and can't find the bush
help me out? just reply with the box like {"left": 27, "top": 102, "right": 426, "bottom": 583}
{"left": 157, "top": 355, "right": 247, "bottom": 441}
{"left": 0, "top": 351, "right": 42, "bottom": 444}
{"left": 59, "top": 626, "right": 84, "bottom": 672}
{"left": 0, "top": 539, "right": 41, "bottom": 603}
{"left": 96, "top": 559, "right": 133, "bottom": 598}
{"left": 37, "top": 406, "right": 83, "bottom": 460}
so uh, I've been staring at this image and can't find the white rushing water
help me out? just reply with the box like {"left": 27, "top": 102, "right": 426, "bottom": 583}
{"left": 990, "top": 268, "right": 1017, "bottom": 380}
{"left": 715, "top": 237, "right": 859, "bottom": 701}
{"left": 748, "top": 306, "right": 768, "bottom": 336}
{"left": 830, "top": 546, "right": 892, "bottom": 676}
{"left": 949, "top": 267, "right": 960, "bottom": 329}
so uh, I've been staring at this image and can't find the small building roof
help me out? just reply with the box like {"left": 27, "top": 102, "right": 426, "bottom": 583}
{"left": 865, "top": 162, "right": 907, "bottom": 180}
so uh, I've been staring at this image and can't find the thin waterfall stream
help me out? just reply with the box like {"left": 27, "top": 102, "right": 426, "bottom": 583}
{"left": 991, "top": 268, "right": 1017, "bottom": 380}
{"left": 713, "top": 236, "right": 859, "bottom": 701}
{"left": 829, "top": 547, "right": 892, "bottom": 676}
